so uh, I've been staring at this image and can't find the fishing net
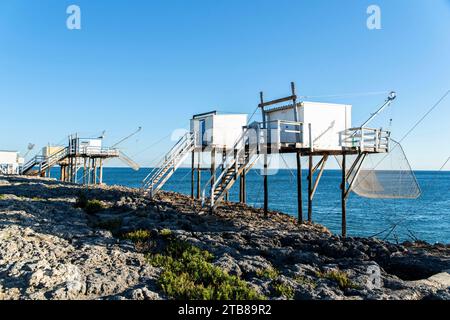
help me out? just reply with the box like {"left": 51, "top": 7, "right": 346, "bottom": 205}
{"left": 338, "top": 139, "right": 421, "bottom": 199}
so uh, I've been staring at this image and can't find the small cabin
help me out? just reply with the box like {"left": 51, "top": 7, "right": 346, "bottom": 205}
{"left": 0, "top": 150, "right": 24, "bottom": 175}
{"left": 265, "top": 101, "right": 352, "bottom": 150}
{"left": 42, "top": 145, "right": 65, "bottom": 157}
{"left": 190, "top": 111, "right": 248, "bottom": 149}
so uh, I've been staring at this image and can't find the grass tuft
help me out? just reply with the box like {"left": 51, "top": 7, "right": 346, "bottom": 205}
{"left": 316, "top": 270, "right": 357, "bottom": 290}
{"left": 256, "top": 267, "right": 279, "bottom": 280}
{"left": 272, "top": 281, "right": 294, "bottom": 299}
{"left": 147, "top": 239, "right": 265, "bottom": 300}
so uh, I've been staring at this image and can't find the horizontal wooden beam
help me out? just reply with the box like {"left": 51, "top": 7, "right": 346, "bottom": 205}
{"left": 259, "top": 95, "right": 297, "bottom": 108}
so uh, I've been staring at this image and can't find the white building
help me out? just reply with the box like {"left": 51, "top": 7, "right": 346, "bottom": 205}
{"left": 190, "top": 111, "right": 248, "bottom": 150}
{"left": 264, "top": 101, "right": 352, "bottom": 151}
{"left": 0, "top": 150, "right": 24, "bottom": 175}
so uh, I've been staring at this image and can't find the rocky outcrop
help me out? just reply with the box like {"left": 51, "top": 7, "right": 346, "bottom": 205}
{"left": 0, "top": 175, "right": 448, "bottom": 300}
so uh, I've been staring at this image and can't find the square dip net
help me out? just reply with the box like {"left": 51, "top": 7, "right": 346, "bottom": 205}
{"left": 338, "top": 139, "right": 421, "bottom": 199}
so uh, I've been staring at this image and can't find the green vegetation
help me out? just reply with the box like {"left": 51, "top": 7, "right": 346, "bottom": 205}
{"left": 0, "top": 194, "right": 5, "bottom": 200}
{"left": 159, "top": 228, "right": 172, "bottom": 237}
{"left": 147, "top": 239, "right": 265, "bottom": 300}
{"left": 84, "top": 200, "right": 105, "bottom": 214}
{"left": 256, "top": 267, "right": 279, "bottom": 280}
{"left": 122, "top": 229, "right": 152, "bottom": 243}
{"left": 317, "top": 270, "right": 357, "bottom": 290}
{"left": 294, "top": 275, "right": 317, "bottom": 289}
{"left": 75, "top": 193, "right": 105, "bottom": 214}
{"left": 272, "top": 281, "right": 294, "bottom": 299}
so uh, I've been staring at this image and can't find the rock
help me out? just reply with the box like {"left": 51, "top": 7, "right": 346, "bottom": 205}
{"left": 213, "top": 254, "right": 242, "bottom": 277}
{"left": 0, "top": 175, "right": 449, "bottom": 300}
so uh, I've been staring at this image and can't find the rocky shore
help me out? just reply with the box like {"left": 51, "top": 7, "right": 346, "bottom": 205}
{"left": 0, "top": 175, "right": 449, "bottom": 300}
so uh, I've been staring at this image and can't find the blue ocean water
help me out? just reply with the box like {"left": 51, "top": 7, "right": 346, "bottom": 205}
{"left": 53, "top": 168, "right": 450, "bottom": 244}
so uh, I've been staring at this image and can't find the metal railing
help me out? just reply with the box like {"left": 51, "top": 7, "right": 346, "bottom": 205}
{"left": 341, "top": 127, "right": 390, "bottom": 152}
{"left": 201, "top": 127, "right": 260, "bottom": 207}
{"left": 141, "top": 132, "right": 195, "bottom": 194}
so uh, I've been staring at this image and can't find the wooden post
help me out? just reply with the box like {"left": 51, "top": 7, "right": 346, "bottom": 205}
{"left": 83, "top": 158, "right": 87, "bottom": 185}
{"left": 342, "top": 153, "right": 347, "bottom": 238}
{"left": 296, "top": 152, "right": 303, "bottom": 223}
{"left": 240, "top": 170, "right": 246, "bottom": 204}
{"left": 308, "top": 154, "right": 313, "bottom": 222}
{"left": 196, "top": 151, "right": 201, "bottom": 199}
{"left": 99, "top": 159, "right": 103, "bottom": 184}
{"left": 260, "top": 91, "right": 269, "bottom": 217}
{"left": 191, "top": 150, "right": 195, "bottom": 199}
{"left": 210, "top": 147, "right": 216, "bottom": 190}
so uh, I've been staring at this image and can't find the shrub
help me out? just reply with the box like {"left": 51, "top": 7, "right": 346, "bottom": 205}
{"left": 75, "top": 193, "right": 104, "bottom": 214}
{"left": 123, "top": 229, "right": 152, "bottom": 243}
{"left": 294, "top": 275, "right": 317, "bottom": 289}
{"left": 75, "top": 192, "right": 88, "bottom": 208}
{"left": 147, "top": 239, "right": 265, "bottom": 300}
{"left": 317, "top": 270, "right": 357, "bottom": 290}
{"left": 272, "top": 281, "right": 294, "bottom": 299}
{"left": 84, "top": 199, "right": 104, "bottom": 214}
{"left": 256, "top": 267, "right": 279, "bottom": 280}
{"left": 0, "top": 194, "right": 5, "bottom": 200}
{"left": 159, "top": 228, "right": 172, "bottom": 237}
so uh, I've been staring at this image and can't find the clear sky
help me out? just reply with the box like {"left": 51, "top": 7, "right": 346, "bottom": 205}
{"left": 0, "top": 0, "right": 449, "bottom": 170}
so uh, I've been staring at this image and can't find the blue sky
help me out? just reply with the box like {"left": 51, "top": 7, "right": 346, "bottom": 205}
{"left": 0, "top": 0, "right": 449, "bottom": 169}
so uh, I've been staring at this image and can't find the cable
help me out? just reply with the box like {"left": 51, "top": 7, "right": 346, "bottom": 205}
{"left": 440, "top": 157, "right": 450, "bottom": 171}
{"left": 299, "top": 90, "right": 390, "bottom": 100}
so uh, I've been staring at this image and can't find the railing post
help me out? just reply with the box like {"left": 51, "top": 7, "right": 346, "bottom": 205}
{"left": 308, "top": 123, "right": 313, "bottom": 152}
{"left": 360, "top": 128, "right": 365, "bottom": 152}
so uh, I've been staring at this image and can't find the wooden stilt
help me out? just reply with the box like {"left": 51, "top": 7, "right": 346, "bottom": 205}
{"left": 83, "top": 158, "right": 87, "bottom": 185}
{"left": 210, "top": 148, "right": 216, "bottom": 190}
{"left": 99, "top": 159, "right": 103, "bottom": 184}
{"left": 191, "top": 150, "right": 195, "bottom": 199}
{"left": 196, "top": 151, "right": 201, "bottom": 199}
{"left": 296, "top": 152, "right": 303, "bottom": 224}
{"left": 342, "top": 153, "right": 347, "bottom": 238}
{"left": 308, "top": 154, "right": 313, "bottom": 222}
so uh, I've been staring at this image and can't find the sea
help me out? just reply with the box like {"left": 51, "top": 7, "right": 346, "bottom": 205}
{"left": 50, "top": 168, "right": 450, "bottom": 244}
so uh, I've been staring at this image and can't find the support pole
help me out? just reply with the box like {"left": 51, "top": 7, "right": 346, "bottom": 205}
{"left": 191, "top": 150, "right": 195, "bottom": 199}
{"left": 308, "top": 154, "right": 313, "bottom": 222}
{"left": 99, "top": 159, "right": 103, "bottom": 184}
{"left": 83, "top": 158, "right": 87, "bottom": 185}
{"left": 296, "top": 152, "right": 303, "bottom": 224}
{"left": 196, "top": 151, "right": 201, "bottom": 199}
{"left": 341, "top": 154, "right": 347, "bottom": 238}
{"left": 260, "top": 91, "right": 269, "bottom": 217}
{"left": 210, "top": 147, "right": 216, "bottom": 191}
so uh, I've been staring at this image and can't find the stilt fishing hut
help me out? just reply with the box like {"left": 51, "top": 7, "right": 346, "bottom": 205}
{"left": 141, "top": 111, "right": 248, "bottom": 198}
{"left": 142, "top": 83, "right": 420, "bottom": 237}
{"left": 199, "top": 83, "right": 420, "bottom": 237}
{"left": 22, "top": 133, "right": 139, "bottom": 185}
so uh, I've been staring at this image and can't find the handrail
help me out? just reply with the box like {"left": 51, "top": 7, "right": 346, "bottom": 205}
{"left": 342, "top": 127, "right": 390, "bottom": 151}
{"left": 142, "top": 133, "right": 189, "bottom": 185}
{"left": 141, "top": 132, "right": 194, "bottom": 191}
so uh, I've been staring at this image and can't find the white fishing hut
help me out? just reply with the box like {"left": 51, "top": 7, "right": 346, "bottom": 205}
{"left": 190, "top": 111, "right": 248, "bottom": 150}
{"left": 0, "top": 150, "right": 24, "bottom": 175}
{"left": 264, "top": 101, "right": 352, "bottom": 151}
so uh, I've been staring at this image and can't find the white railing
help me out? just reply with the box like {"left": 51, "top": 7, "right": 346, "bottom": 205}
{"left": 201, "top": 127, "right": 260, "bottom": 207}
{"left": 141, "top": 132, "right": 195, "bottom": 193}
{"left": 341, "top": 127, "right": 390, "bottom": 152}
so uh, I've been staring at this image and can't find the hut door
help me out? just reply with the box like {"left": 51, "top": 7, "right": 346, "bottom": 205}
{"left": 199, "top": 119, "right": 206, "bottom": 146}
